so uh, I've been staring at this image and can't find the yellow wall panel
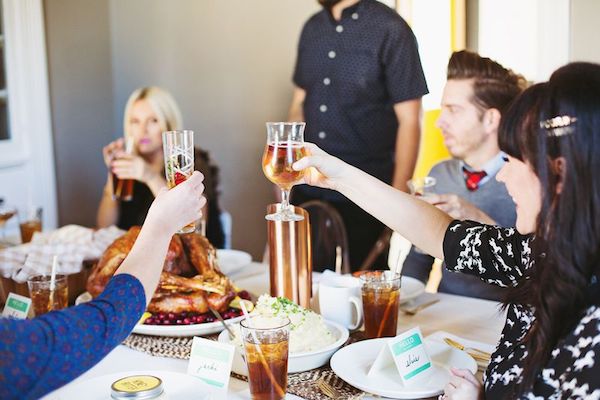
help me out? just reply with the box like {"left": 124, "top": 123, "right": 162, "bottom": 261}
{"left": 414, "top": 109, "right": 450, "bottom": 178}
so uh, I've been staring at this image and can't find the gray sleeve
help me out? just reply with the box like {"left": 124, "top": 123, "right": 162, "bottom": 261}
{"left": 401, "top": 245, "right": 434, "bottom": 284}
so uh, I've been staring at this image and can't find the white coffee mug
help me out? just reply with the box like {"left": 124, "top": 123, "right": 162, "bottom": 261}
{"left": 318, "top": 275, "right": 363, "bottom": 330}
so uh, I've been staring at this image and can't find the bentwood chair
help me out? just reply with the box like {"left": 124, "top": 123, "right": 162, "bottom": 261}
{"left": 299, "top": 200, "right": 351, "bottom": 274}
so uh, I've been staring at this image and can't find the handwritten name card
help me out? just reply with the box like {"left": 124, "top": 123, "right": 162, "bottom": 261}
{"left": 187, "top": 336, "right": 235, "bottom": 390}
{"left": 2, "top": 293, "right": 31, "bottom": 319}
{"left": 368, "top": 327, "right": 432, "bottom": 385}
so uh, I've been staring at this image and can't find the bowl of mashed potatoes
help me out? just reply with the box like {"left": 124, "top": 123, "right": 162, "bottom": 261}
{"left": 218, "top": 295, "right": 349, "bottom": 374}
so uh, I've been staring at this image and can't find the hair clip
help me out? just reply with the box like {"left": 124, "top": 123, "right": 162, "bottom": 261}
{"left": 540, "top": 115, "right": 577, "bottom": 137}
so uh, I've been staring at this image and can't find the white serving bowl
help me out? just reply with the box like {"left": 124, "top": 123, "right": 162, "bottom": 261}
{"left": 217, "top": 319, "right": 349, "bottom": 375}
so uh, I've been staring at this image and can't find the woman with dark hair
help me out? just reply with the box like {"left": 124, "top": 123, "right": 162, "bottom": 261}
{"left": 292, "top": 62, "right": 600, "bottom": 398}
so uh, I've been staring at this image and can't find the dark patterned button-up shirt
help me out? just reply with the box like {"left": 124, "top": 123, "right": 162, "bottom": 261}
{"left": 0, "top": 274, "right": 146, "bottom": 400}
{"left": 293, "top": 0, "right": 428, "bottom": 186}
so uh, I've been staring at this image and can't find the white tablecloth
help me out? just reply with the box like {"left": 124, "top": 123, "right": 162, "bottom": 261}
{"left": 44, "top": 262, "right": 506, "bottom": 400}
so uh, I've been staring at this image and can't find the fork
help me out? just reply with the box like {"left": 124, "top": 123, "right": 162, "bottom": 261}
{"left": 316, "top": 377, "right": 342, "bottom": 399}
{"left": 443, "top": 337, "right": 492, "bottom": 361}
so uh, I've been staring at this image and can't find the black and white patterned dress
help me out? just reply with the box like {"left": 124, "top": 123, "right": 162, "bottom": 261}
{"left": 443, "top": 220, "right": 600, "bottom": 399}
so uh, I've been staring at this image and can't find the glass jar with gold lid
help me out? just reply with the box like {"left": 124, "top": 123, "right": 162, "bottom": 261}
{"left": 111, "top": 375, "right": 166, "bottom": 399}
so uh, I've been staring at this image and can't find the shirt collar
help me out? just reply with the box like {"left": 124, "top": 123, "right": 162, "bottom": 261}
{"left": 460, "top": 152, "right": 506, "bottom": 185}
{"left": 326, "top": 0, "right": 364, "bottom": 23}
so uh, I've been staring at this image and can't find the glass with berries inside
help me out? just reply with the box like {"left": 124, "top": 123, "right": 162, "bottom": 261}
{"left": 163, "top": 130, "right": 196, "bottom": 233}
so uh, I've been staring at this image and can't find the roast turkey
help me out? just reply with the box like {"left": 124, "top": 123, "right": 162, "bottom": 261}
{"left": 86, "top": 226, "right": 236, "bottom": 314}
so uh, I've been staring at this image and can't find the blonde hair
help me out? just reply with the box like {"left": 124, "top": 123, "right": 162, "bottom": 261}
{"left": 123, "top": 86, "right": 183, "bottom": 140}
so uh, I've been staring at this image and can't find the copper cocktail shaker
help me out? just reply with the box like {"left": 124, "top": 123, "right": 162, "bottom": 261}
{"left": 266, "top": 204, "right": 312, "bottom": 308}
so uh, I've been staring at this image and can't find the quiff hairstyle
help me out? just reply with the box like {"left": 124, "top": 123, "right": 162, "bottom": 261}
{"left": 447, "top": 50, "right": 528, "bottom": 115}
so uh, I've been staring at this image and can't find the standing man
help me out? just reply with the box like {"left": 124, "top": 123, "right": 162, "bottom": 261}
{"left": 402, "top": 50, "right": 526, "bottom": 300}
{"left": 289, "top": 0, "right": 428, "bottom": 271}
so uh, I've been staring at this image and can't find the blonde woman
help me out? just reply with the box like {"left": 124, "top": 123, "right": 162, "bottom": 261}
{"left": 97, "top": 87, "right": 225, "bottom": 248}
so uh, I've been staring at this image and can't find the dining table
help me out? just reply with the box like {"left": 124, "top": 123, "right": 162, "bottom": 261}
{"left": 43, "top": 261, "right": 507, "bottom": 400}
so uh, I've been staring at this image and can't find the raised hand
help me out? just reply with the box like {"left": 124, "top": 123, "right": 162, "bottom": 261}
{"left": 145, "top": 171, "right": 206, "bottom": 235}
{"left": 292, "top": 143, "right": 349, "bottom": 191}
{"left": 111, "top": 154, "right": 157, "bottom": 184}
{"left": 421, "top": 194, "right": 496, "bottom": 224}
{"left": 102, "top": 138, "right": 125, "bottom": 169}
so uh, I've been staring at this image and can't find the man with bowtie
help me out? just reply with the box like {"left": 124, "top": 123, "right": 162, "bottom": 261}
{"left": 402, "top": 51, "right": 526, "bottom": 301}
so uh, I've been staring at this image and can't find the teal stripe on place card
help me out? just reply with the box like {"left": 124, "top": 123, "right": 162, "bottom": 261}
{"left": 7, "top": 298, "right": 28, "bottom": 312}
{"left": 404, "top": 362, "right": 431, "bottom": 380}
{"left": 392, "top": 333, "right": 422, "bottom": 355}
{"left": 199, "top": 377, "right": 225, "bottom": 388}
{"left": 193, "top": 346, "right": 229, "bottom": 362}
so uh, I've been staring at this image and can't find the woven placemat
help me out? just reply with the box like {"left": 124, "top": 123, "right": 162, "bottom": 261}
{"left": 123, "top": 332, "right": 366, "bottom": 399}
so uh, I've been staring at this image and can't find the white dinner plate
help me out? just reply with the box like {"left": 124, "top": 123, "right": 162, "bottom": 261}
{"left": 132, "top": 314, "right": 245, "bottom": 337}
{"left": 216, "top": 249, "right": 252, "bottom": 275}
{"left": 330, "top": 338, "right": 477, "bottom": 399}
{"left": 44, "top": 370, "right": 220, "bottom": 400}
{"left": 76, "top": 292, "right": 245, "bottom": 337}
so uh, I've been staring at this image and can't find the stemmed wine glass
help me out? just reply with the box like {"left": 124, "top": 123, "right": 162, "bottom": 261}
{"left": 262, "top": 122, "right": 306, "bottom": 221}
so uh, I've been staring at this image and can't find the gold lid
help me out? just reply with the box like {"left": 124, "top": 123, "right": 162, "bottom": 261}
{"left": 111, "top": 375, "right": 163, "bottom": 399}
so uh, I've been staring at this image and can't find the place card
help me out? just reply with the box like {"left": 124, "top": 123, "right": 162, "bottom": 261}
{"left": 2, "top": 292, "right": 32, "bottom": 319}
{"left": 368, "top": 327, "right": 432, "bottom": 385}
{"left": 187, "top": 336, "right": 235, "bottom": 390}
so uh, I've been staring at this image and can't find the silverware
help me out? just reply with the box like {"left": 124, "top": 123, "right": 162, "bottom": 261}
{"left": 209, "top": 307, "right": 235, "bottom": 340}
{"left": 316, "top": 377, "right": 342, "bottom": 399}
{"left": 400, "top": 298, "right": 440, "bottom": 315}
{"left": 443, "top": 337, "right": 492, "bottom": 362}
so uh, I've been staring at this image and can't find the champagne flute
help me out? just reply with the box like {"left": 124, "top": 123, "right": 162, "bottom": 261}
{"left": 262, "top": 122, "right": 306, "bottom": 221}
{"left": 163, "top": 130, "right": 196, "bottom": 233}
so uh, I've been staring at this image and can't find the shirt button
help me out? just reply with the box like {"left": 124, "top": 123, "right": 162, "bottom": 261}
{"left": 328, "top": 50, "right": 336, "bottom": 59}
{"left": 318, "top": 131, "right": 327, "bottom": 139}
{"left": 323, "top": 77, "right": 331, "bottom": 85}
{"left": 336, "top": 25, "right": 344, "bottom": 33}
{"left": 319, "top": 105, "right": 328, "bottom": 113}
{"left": 352, "top": 12, "right": 359, "bottom": 20}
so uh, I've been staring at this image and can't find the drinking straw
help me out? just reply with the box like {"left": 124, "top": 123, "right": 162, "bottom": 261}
{"left": 48, "top": 255, "right": 58, "bottom": 310}
{"left": 240, "top": 302, "right": 286, "bottom": 398}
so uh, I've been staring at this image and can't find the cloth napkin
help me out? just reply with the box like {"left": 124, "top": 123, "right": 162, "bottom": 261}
{"left": 0, "top": 225, "right": 124, "bottom": 283}
{"left": 426, "top": 330, "right": 496, "bottom": 370}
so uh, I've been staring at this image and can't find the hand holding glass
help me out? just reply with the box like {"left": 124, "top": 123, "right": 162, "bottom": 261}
{"left": 262, "top": 122, "right": 306, "bottom": 221}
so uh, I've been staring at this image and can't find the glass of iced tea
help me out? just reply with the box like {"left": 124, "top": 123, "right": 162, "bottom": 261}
{"left": 262, "top": 122, "right": 306, "bottom": 222}
{"left": 240, "top": 315, "right": 290, "bottom": 400}
{"left": 163, "top": 130, "right": 195, "bottom": 233}
{"left": 27, "top": 274, "right": 68, "bottom": 316}
{"left": 18, "top": 206, "right": 43, "bottom": 244}
{"left": 112, "top": 137, "right": 135, "bottom": 202}
{"left": 360, "top": 270, "right": 401, "bottom": 338}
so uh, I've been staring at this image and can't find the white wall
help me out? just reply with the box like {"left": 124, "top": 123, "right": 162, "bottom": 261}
{"left": 478, "top": 0, "right": 570, "bottom": 82}
{"left": 570, "top": 0, "right": 600, "bottom": 63}
{"left": 109, "top": 0, "right": 320, "bottom": 258}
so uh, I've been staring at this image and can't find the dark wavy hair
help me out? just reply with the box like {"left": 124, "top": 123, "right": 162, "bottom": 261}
{"left": 498, "top": 63, "right": 600, "bottom": 393}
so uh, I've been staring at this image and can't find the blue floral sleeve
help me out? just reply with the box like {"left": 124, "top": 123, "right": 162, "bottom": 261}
{"left": 0, "top": 273, "right": 145, "bottom": 400}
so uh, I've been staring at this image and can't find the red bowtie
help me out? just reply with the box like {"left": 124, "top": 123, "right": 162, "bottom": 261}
{"left": 462, "top": 167, "right": 487, "bottom": 191}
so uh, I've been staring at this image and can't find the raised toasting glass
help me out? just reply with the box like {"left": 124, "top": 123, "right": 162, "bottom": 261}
{"left": 163, "top": 130, "right": 196, "bottom": 233}
{"left": 262, "top": 122, "right": 306, "bottom": 222}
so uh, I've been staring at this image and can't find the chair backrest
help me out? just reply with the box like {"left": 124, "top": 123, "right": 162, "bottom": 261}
{"left": 299, "top": 200, "right": 350, "bottom": 274}
{"left": 219, "top": 210, "right": 232, "bottom": 249}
